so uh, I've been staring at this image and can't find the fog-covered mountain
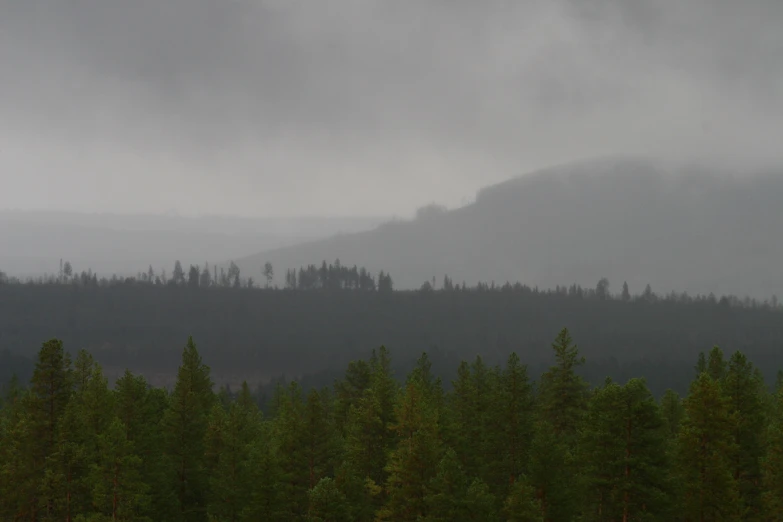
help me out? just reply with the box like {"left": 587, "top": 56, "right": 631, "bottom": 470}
{"left": 234, "top": 157, "right": 783, "bottom": 299}
{"left": 0, "top": 212, "right": 386, "bottom": 278}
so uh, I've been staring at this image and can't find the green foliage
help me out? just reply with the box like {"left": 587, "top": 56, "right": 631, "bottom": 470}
{"left": 724, "top": 351, "right": 767, "bottom": 520}
{"left": 205, "top": 382, "right": 262, "bottom": 521}
{"left": 581, "top": 378, "right": 674, "bottom": 521}
{"left": 677, "top": 372, "right": 742, "bottom": 521}
{"left": 161, "top": 336, "right": 215, "bottom": 521}
{"left": 504, "top": 480, "right": 543, "bottom": 522}
{"left": 538, "top": 328, "right": 588, "bottom": 439}
{"left": 378, "top": 378, "right": 442, "bottom": 521}
{"left": 660, "top": 388, "right": 684, "bottom": 437}
{"left": 6, "top": 333, "right": 783, "bottom": 521}
{"left": 423, "top": 449, "right": 497, "bottom": 522}
{"left": 307, "top": 477, "right": 351, "bottom": 522}
{"left": 763, "top": 387, "right": 783, "bottom": 519}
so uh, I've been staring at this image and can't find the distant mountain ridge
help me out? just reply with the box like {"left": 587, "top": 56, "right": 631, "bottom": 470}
{"left": 0, "top": 212, "right": 386, "bottom": 278}
{"left": 234, "top": 157, "right": 783, "bottom": 299}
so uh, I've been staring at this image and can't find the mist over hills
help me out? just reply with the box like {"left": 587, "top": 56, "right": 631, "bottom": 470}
{"left": 0, "top": 212, "right": 386, "bottom": 278}
{"left": 234, "top": 157, "right": 783, "bottom": 299}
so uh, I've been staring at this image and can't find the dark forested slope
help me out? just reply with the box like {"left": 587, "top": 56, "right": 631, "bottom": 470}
{"left": 234, "top": 157, "right": 783, "bottom": 298}
{"left": 1, "top": 283, "right": 782, "bottom": 395}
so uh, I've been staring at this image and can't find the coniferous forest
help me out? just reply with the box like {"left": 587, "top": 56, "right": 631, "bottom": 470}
{"left": 2, "top": 261, "right": 783, "bottom": 398}
{"left": 2, "top": 331, "right": 783, "bottom": 521}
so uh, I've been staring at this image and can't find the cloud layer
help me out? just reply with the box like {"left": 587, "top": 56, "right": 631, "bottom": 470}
{"left": 2, "top": 0, "right": 782, "bottom": 216}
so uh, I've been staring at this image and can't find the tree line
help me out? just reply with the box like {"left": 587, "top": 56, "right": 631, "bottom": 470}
{"left": 2, "top": 332, "right": 783, "bottom": 521}
{"left": 2, "top": 278, "right": 783, "bottom": 398}
{"left": 2, "top": 260, "right": 781, "bottom": 312}
{"left": 0, "top": 259, "right": 397, "bottom": 293}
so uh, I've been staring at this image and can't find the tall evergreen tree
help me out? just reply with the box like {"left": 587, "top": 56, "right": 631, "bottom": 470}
{"left": 87, "top": 417, "right": 150, "bottom": 521}
{"left": 160, "top": 337, "right": 214, "bottom": 522}
{"left": 762, "top": 386, "right": 783, "bottom": 520}
{"left": 273, "top": 381, "right": 310, "bottom": 521}
{"left": 724, "top": 351, "right": 767, "bottom": 520}
{"left": 660, "top": 389, "right": 685, "bottom": 438}
{"left": 205, "top": 382, "right": 262, "bottom": 522}
{"left": 307, "top": 477, "right": 351, "bottom": 522}
{"left": 482, "top": 353, "right": 533, "bottom": 500}
{"left": 29, "top": 338, "right": 74, "bottom": 519}
{"left": 677, "top": 372, "right": 742, "bottom": 521}
{"left": 114, "top": 370, "right": 171, "bottom": 519}
{"left": 0, "top": 377, "right": 38, "bottom": 519}
{"left": 378, "top": 378, "right": 441, "bottom": 521}
{"left": 533, "top": 328, "right": 589, "bottom": 520}
{"left": 581, "top": 378, "right": 674, "bottom": 521}
{"left": 538, "top": 328, "right": 588, "bottom": 439}
{"left": 423, "top": 448, "right": 497, "bottom": 522}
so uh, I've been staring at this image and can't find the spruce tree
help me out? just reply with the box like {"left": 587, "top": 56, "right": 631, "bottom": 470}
{"left": 273, "top": 381, "right": 310, "bottom": 520}
{"left": 114, "top": 370, "right": 171, "bottom": 519}
{"left": 581, "top": 378, "right": 674, "bottom": 521}
{"left": 205, "top": 382, "right": 262, "bottom": 521}
{"left": 30, "top": 338, "right": 74, "bottom": 519}
{"left": 533, "top": 328, "right": 589, "bottom": 520}
{"left": 677, "top": 372, "right": 742, "bottom": 521}
{"left": 504, "top": 480, "right": 543, "bottom": 522}
{"left": 724, "top": 351, "right": 767, "bottom": 520}
{"left": 0, "top": 379, "right": 38, "bottom": 519}
{"left": 538, "top": 328, "right": 588, "bottom": 439}
{"left": 526, "top": 420, "right": 576, "bottom": 521}
{"left": 660, "top": 388, "right": 685, "bottom": 437}
{"left": 160, "top": 336, "right": 214, "bottom": 522}
{"left": 243, "top": 422, "right": 284, "bottom": 521}
{"left": 423, "top": 448, "right": 497, "bottom": 522}
{"left": 87, "top": 417, "right": 150, "bottom": 521}
{"left": 762, "top": 386, "right": 783, "bottom": 520}
{"left": 378, "top": 378, "right": 442, "bottom": 521}
{"left": 307, "top": 477, "right": 351, "bottom": 522}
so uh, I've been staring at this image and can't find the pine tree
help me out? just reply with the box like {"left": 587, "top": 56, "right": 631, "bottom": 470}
{"left": 303, "top": 388, "right": 339, "bottom": 489}
{"left": 660, "top": 389, "right": 685, "bottom": 437}
{"left": 538, "top": 328, "right": 588, "bottom": 439}
{"left": 243, "top": 422, "right": 284, "bottom": 521}
{"left": 0, "top": 379, "right": 38, "bottom": 519}
{"left": 445, "top": 358, "right": 490, "bottom": 479}
{"left": 87, "top": 417, "right": 150, "bottom": 521}
{"left": 533, "top": 329, "right": 589, "bottom": 520}
{"left": 378, "top": 378, "right": 442, "bottom": 521}
{"left": 708, "top": 346, "right": 727, "bottom": 381}
{"left": 29, "top": 338, "right": 74, "bottom": 519}
{"left": 205, "top": 382, "right": 263, "bottom": 521}
{"left": 161, "top": 336, "right": 214, "bottom": 522}
{"left": 334, "top": 359, "right": 372, "bottom": 434}
{"left": 526, "top": 420, "right": 576, "bottom": 521}
{"left": 273, "top": 381, "right": 310, "bottom": 520}
{"left": 422, "top": 449, "right": 468, "bottom": 521}
{"left": 338, "top": 390, "right": 386, "bottom": 521}
{"left": 581, "top": 378, "right": 674, "bottom": 521}
{"left": 307, "top": 477, "right": 351, "bottom": 522}
{"left": 337, "top": 346, "right": 399, "bottom": 519}
{"left": 114, "top": 370, "right": 171, "bottom": 519}
{"left": 423, "top": 448, "right": 497, "bottom": 522}
{"left": 677, "top": 372, "right": 742, "bottom": 521}
{"left": 504, "top": 480, "right": 543, "bottom": 522}
{"left": 762, "top": 386, "right": 783, "bottom": 520}
{"left": 724, "top": 351, "right": 767, "bottom": 520}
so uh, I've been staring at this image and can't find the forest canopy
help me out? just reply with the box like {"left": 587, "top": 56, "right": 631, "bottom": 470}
{"left": 1, "top": 332, "right": 782, "bottom": 521}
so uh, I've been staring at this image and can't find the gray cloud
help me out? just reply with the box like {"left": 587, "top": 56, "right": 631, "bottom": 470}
{"left": 1, "top": 0, "right": 782, "bottom": 216}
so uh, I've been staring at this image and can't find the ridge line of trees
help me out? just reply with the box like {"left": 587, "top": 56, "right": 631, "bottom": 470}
{"left": 2, "top": 262, "right": 780, "bottom": 311}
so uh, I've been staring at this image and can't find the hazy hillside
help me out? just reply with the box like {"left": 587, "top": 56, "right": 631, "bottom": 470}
{"left": 235, "top": 157, "right": 783, "bottom": 298}
{"left": 0, "top": 212, "right": 386, "bottom": 278}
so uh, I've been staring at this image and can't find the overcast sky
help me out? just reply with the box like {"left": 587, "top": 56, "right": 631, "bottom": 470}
{"left": 1, "top": 0, "right": 782, "bottom": 217}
